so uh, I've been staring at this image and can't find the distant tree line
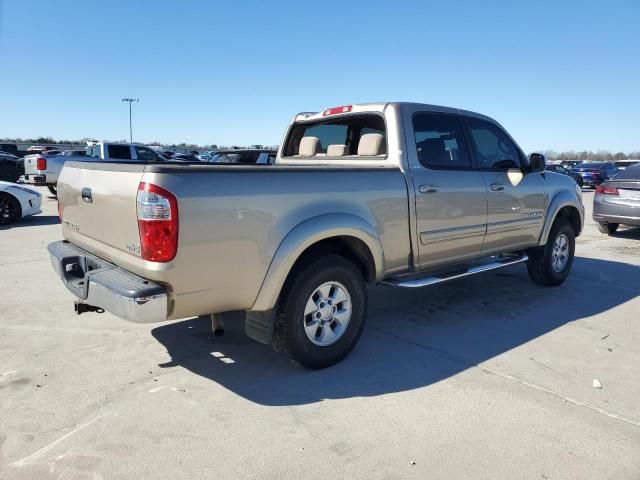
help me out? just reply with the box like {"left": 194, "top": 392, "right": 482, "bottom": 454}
{"left": 541, "top": 150, "right": 640, "bottom": 161}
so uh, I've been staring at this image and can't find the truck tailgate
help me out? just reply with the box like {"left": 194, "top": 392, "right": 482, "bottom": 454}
{"left": 23, "top": 154, "right": 40, "bottom": 174}
{"left": 57, "top": 162, "right": 147, "bottom": 276}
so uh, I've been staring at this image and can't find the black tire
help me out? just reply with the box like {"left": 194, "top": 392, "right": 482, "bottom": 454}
{"left": 273, "top": 254, "right": 367, "bottom": 369}
{"left": 0, "top": 193, "right": 21, "bottom": 225}
{"left": 527, "top": 220, "right": 575, "bottom": 287}
{"left": 47, "top": 185, "right": 57, "bottom": 196}
{"left": 596, "top": 221, "right": 619, "bottom": 235}
{"left": 577, "top": 177, "right": 584, "bottom": 187}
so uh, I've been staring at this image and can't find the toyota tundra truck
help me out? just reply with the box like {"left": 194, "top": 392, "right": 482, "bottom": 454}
{"left": 48, "top": 102, "right": 584, "bottom": 368}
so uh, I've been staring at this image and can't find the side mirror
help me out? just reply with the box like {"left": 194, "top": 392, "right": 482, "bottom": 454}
{"left": 529, "top": 153, "right": 546, "bottom": 172}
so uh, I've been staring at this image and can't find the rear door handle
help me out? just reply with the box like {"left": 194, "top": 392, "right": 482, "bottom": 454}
{"left": 419, "top": 184, "right": 439, "bottom": 194}
{"left": 490, "top": 183, "right": 505, "bottom": 192}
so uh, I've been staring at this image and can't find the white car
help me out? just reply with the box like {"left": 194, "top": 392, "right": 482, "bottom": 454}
{"left": 0, "top": 181, "right": 42, "bottom": 225}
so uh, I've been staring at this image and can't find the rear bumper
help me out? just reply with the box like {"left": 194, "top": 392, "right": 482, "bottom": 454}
{"left": 593, "top": 199, "right": 640, "bottom": 226}
{"left": 47, "top": 240, "right": 168, "bottom": 323}
{"left": 23, "top": 174, "right": 49, "bottom": 185}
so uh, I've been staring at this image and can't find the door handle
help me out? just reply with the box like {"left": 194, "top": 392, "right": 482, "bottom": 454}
{"left": 490, "top": 183, "right": 505, "bottom": 192}
{"left": 419, "top": 184, "right": 439, "bottom": 194}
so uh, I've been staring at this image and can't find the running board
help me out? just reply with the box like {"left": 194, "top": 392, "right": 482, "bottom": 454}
{"left": 382, "top": 254, "right": 529, "bottom": 288}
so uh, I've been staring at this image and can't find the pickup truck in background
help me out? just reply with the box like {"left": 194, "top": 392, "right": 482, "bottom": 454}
{"left": 48, "top": 102, "right": 584, "bottom": 368}
{"left": 23, "top": 142, "right": 165, "bottom": 195}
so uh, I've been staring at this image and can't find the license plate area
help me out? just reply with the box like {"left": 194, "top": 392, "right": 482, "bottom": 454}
{"left": 61, "top": 255, "right": 113, "bottom": 300}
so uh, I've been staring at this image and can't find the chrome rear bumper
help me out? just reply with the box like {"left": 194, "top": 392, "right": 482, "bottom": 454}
{"left": 48, "top": 240, "right": 168, "bottom": 323}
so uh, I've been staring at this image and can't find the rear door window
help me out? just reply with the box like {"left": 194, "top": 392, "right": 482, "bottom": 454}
{"left": 465, "top": 117, "right": 521, "bottom": 170}
{"left": 107, "top": 145, "right": 133, "bottom": 160}
{"left": 412, "top": 113, "right": 472, "bottom": 169}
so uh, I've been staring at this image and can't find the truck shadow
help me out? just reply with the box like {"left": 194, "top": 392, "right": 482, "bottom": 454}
{"left": 0, "top": 214, "right": 60, "bottom": 230}
{"left": 151, "top": 256, "right": 640, "bottom": 406}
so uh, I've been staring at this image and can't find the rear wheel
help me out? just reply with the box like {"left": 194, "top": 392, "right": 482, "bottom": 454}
{"left": 527, "top": 219, "right": 575, "bottom": 286}
{"left": 596, "top": 222, "right": 618, "bottom": 235}
{"left": 273, "top": 254, "right": 367, "bottom": 369}
{"left": 576, "top": 177, "right": 584, "bottom": 187}
{"left": 0, "top": 193, "right": 21, "bottom": 225}
{"left": 47, "top": 185, "right": 57, "bottom": 196}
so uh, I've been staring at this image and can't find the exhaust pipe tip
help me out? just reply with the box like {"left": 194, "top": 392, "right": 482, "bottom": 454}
{"left": 212, "top": 328, "right": 225, "bottom": 338}
{"left": 210, "top": 313, "right": 225, "bottom": 340}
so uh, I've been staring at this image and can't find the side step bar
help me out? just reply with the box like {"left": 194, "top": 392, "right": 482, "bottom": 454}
{"left": 382, "top": 254, "right": 529, "bottom": 288}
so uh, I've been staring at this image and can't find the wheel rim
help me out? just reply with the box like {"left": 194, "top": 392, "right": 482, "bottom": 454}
{"left": 551, "top": 233, "right": 570, "bottom": 273}
{"left": 0, "top": 196, "right": 17, "bottom": 224}
{"left": 303, "top": 281, "right": 352, "bottom": 347}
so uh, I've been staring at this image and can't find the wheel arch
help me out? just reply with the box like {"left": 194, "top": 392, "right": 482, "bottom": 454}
{"left": 250, "top": 213, "right": 384, "bottom": 312}
{"left": 539, "top": 192, "right": 583, "bottom": 245}
{"left": 0, "top": 191, "right": 22, "bottom": 219}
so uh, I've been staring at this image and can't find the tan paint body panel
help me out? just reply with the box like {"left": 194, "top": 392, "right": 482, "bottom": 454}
{"left": 58, "top": 164, "right": 411, "bottom": 320}
{"left": 55, "top": 102, "right": 583, "bottom": 322}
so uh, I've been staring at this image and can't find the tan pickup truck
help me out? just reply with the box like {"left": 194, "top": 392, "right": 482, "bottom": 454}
{"left": 49, "top": 102, "right": 584, "bottom": 368}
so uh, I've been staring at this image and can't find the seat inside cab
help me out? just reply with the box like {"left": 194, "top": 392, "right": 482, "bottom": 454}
{"left": 284, "top": 114, "right": 387, "bottom": 158}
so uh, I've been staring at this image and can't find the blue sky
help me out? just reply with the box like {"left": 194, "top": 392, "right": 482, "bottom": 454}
{"left": 1, "top": 0, "right": 638, "bottom": 152}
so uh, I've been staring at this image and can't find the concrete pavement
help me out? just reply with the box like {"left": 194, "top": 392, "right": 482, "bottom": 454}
{"left": 1, "top": 188, "right": 639, "bottom": 479}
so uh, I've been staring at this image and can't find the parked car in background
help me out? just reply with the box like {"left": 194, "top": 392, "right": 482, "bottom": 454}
{"left": 209, "top": 148, "right": 276, "bottom": 164}
{"left": 26, "top": 145, "right": 57, "bottom": 153}
{"left": 171, "top": 153, "right": 201, "bottom": 162}
{"left": 571, "top": 162, "right": 618, "bottom": 188}
{"left": 0, "top": 143, "right": 19, "bottom": 156}
{"left": 49, "top": 102, "right": 583, "bottom": 369}
{"left": 0, "top": 181, "right": 42, "bottom": 225}
{"left": 593, "top": 163, "right": 640, "bottom": 234}
{"left": 560, "top": 160, "right": 584, "bottom": 169}
{"left": 614, "top": 160, "right": 640, "bottom": 170}
{"left": 0, "top": 152, "right": 23, "bottom": 183}
{"left": 545, "top": 164, "right": 583, "bottom": 187}
{"left": 22, "top": 143, "right": 165, "bottom": 195}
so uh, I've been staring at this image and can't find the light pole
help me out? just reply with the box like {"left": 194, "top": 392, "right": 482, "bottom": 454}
{"left": 121, "top": 98, "right": 139, "bottom": 143}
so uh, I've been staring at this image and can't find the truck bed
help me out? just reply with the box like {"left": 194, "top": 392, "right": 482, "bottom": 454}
{"left": 57, "top": 161, "right": 411, "bottom": 319}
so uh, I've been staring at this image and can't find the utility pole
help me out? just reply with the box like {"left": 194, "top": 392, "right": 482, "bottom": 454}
{"left": 121, "top": 98, "right": 139, "bottom": 143}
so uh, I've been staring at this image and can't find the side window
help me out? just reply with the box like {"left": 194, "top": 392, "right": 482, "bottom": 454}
{"left": 107, "top": 145, "right": 132, "bottom": 160}
{"left": 412, "top": 113, "right": 472, "bottom": 169}
{"left": 466, "top": 118, "right": 521, "bottom": 170}
{"left": 135, "top": 146, "right": 159, "bottom": 162}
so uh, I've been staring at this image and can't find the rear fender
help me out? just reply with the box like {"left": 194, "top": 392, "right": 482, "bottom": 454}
{"left": 250, "top": 213, "right": 384, "bottom": 312}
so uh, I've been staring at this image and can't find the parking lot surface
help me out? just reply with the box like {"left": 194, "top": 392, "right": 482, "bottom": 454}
{"left": 1, "top": 188, "right": 639, "bottom": 479}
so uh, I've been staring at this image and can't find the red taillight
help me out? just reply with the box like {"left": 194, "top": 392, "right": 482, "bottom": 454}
{"left": 137, "top": 182, "right": 179, "bottom": 262}
{"left": 36, "top": 157, "right": 46, "bottom": 170}
{"left": 323, "top": 105, "right": 353, "bottom": 116}
{"left": 595, "top": 185, "right": 619, "bottom": 195}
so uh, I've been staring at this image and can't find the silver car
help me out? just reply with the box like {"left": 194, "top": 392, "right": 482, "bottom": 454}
{"left": 593, "top": 163, "right": 640, "bottom": 234}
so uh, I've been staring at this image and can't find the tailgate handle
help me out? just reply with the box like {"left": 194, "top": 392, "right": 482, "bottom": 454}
{"left": 81, "top": 187, "right": 93, "bottom": 203}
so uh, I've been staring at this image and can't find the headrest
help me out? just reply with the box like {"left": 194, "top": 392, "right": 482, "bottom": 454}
{"left": 357, "top": 133, "right": 386, "bottom": 156}
{"left": 418, "top": 138, "right": 446, "bottom": 163}
{"left": 327, "top": 144, "right": 347, "bottom": 156}
{"left": 298, "top": 136, "right": 321, "bottom": 156}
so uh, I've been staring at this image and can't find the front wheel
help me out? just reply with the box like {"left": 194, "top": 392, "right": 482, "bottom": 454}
{"left": 47, "top": 185, "right": 57, "bottom": 196}
{"left": 596, "top": 222, "right": 618, "bottom": 235}
{"left": 527, "top": 220, "right": 575, "bottom": 286}
{"left": 273, "top": 254, "right": 367, "bottom": 369}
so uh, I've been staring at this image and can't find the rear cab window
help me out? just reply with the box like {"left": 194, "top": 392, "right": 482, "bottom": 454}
{"left": 282, "top": 113, "right": 386, "bottom": 159}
